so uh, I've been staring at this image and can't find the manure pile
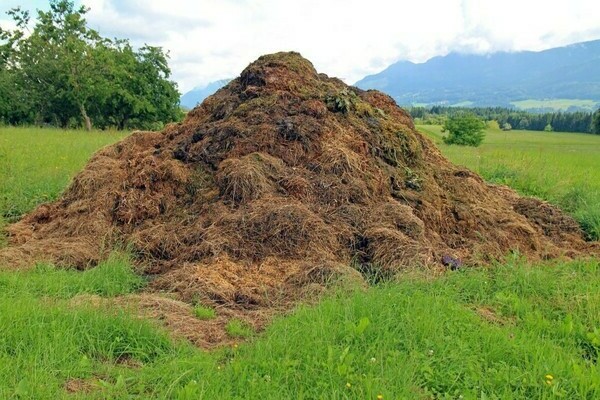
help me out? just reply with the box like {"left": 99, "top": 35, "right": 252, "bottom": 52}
{"left": 1, "top": 53, "right": 596, "bottom": 339}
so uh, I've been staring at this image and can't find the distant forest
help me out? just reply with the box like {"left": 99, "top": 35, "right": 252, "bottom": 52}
{"left": 410, "top": 106, "right": 600, "bottom": 134}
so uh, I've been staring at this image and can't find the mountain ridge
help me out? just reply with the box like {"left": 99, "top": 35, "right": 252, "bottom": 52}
{"left": 355, "top": 39, "right": 600, "bottom": 109}
{"left": 180, "top": 79, "right": 232, "bottom": 109}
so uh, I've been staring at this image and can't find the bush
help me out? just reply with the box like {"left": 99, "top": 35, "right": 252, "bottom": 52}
{"left": 486, "top": 120, "right": 500, "bottom": 130}
{"left": 442, "top": 113, "right": 486, "bottom": 147}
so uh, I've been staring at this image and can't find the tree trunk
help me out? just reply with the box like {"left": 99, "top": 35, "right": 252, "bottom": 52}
{"left": 79, "top": 103, "right": 92, "bottom": 131}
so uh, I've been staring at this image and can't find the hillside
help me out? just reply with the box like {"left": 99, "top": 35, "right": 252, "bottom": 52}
{"left": 356, "top": 39, "right": 600, "bottom": 110}
{"left": 180, "top": 79, "right": 231, "bottom": 109}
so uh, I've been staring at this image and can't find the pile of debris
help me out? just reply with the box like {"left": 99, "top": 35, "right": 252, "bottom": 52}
{"left": 2, "top": 52, "right": 595, "bottom": 344}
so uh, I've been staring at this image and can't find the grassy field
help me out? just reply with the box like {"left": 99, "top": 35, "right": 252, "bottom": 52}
{"left": 0, "top": 127, "right": 127, "bottom": 223}
{"left": 510, "top": 99, "right": 599, "bottom": 111}
{"left": 1, "top": 255, "right": 600, "bottom": 399}
{"left": 1, "top": 126, "right": 600, "bottom": 399}
{"left": 418, "top": 125, "right": 600, "bottom": 240}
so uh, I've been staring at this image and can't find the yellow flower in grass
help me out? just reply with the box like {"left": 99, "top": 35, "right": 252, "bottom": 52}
{"left": 377, "top": 395, "right": 383, "bottom": 400}
{"left": 545, "top": 374, "right": 554, "bottom": 381}
{"left": 346, "top": 382, "right": 351, "bottom": 388}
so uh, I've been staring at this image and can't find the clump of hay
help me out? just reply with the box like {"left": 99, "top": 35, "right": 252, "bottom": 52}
{"left": 216, "top": 152, "right": 283, "bottom": 203}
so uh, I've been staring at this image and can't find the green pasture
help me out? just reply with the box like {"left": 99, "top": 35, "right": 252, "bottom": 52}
{"left": 510, "top": 99, "right": 598, "bottom": 111}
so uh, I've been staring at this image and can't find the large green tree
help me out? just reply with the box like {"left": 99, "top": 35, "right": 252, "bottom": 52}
{"left": 97, "top": 42, "right": 181, "bottom": 130}
{"left": 0, "top": 0, "right": 181, "bottom": 130}
{"left": 0, "top": 8, "right": 31, "bottom": 124}
{"left": 441, "top": 113, "right": 486, "bottom": 146}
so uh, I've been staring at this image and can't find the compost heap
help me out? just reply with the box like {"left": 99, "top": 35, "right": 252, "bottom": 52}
{"left": 1, "top": 52, "right": 596, "bottom": 321}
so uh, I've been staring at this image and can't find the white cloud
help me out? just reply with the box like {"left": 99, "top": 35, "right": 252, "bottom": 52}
{"left": 0, "top": 18, "right": 17, "bottom": 31}
{"left": 4, "top": 0, "right": 600, "bottom": 92}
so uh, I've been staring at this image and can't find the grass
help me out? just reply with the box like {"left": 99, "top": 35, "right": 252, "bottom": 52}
{"left": 0, "top": 126, "right": 599, "bottom": 398}
{"left": 193, "top": 304, "right": 217, "bottom": 320}
{"left": 0, "top": 251, "right": 172, "bottom": 399}
{"left": 0, "top": 126, "right": 127, "bottom": 224}
{"left": 418, "top": 124, "right": 600, "bottom": 240}
{"left": 1, "top": 255, "right": 600, "bottom": 398}
{"left": 0, "top": 252, "right": 145, "bottom": 298}
{"left": 225, "top": 319, "right": 254, "bottom": 338}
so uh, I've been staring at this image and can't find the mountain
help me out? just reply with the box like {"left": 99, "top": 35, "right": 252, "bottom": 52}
{"left": 180, "top": 79, "right": 231, "bottom": 109}
{"left": 355, "top": 39, "right": 600, "bottom": 110}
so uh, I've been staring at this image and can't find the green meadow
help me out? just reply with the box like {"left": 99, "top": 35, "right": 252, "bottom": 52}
{"left": 510, "top": 99, "right": 599, "bottom": 112}
{"left": 0, "top": 127, "right": 127, "bottom": 224}
{"left": 0, "top": 126, "right": 599, "bottom": 399}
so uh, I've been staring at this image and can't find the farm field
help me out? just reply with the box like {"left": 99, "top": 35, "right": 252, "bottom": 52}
{"left": 510, "top": 99, "right": 599, "bottom": 112}
{"left": 0, "top": 126, "right": 599, "bottom": 399}
{"left": 0, "top": 127, "right": 127, "bottom": 226}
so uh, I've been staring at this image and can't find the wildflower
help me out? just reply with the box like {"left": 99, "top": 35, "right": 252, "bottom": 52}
{"left": 346, "top": 382, "right": 351, "bottom": 388}
{"left": 233, "top": 343, "right": 238, "bottom": 349}
{"left": 545, "top": 374, "right": 554, "bottom": 381}
{"left": 370, "top": 357, "right": 377, "bottom": 363}
{"left": 546, "top": 380, "right": 552, "bottom": 385}
{"left": 427, "top": 349, "right": 434, "bottom": 356}
{"left": 377, "top": 395, "right": 383, "bottom": 399}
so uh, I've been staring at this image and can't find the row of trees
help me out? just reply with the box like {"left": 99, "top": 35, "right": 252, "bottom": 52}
{"left": 0, "top": 1, "right": 182, "bottom": 130}
{"left": 410, "top": 106, "right": 600, "bottom": 134}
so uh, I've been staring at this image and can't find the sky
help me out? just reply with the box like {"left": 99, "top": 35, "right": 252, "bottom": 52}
{"left": 1, "top": 0, "right": 600, "bottom": 93}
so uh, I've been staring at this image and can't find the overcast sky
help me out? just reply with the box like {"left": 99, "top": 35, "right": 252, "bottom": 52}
{"left": 2, "top": 0, "right": 600, "bottom": 92}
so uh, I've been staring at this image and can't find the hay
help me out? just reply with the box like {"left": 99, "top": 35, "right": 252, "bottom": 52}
{"left": 216, "top": 152, "right": 283, "bottom": 203}
{"left": 1, "top": 51, "right": 597, "bottom": 346}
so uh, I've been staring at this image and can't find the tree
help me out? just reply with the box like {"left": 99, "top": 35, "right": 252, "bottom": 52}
{"left": 1, "top": 2, "right": 103, "bottom": 129}
{"left": 0, "top": 0, "right": 181, "bottom": 130}
{"left": 92, "top": 42, "right": 182, "bottom": 130}
{"left": 544, "top": 123, "right": 553, "bottom": 132}
{"left": 0, "top": 67, "right": 35, "bottom": 124}
{"left": 441, "top": 113, "right": 486, "bottom": 146}
{"left": 593, "top": 108, "right": 600, "bottom": 134}
{"left": 502, "top": 122, "right": 512, "bottom": 131}
{"left": 517, "top": 118, "right": 529, "bottom": 129}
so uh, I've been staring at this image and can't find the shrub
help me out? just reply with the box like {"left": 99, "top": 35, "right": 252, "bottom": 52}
{"left": 324, "top": 89, "right": 355, "bottom": 113}
{"left": 487, "top": 120, "right": 500, "bottom": 130}
{"left": 442, "top": 113, "right": 486, "bottom": 147}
